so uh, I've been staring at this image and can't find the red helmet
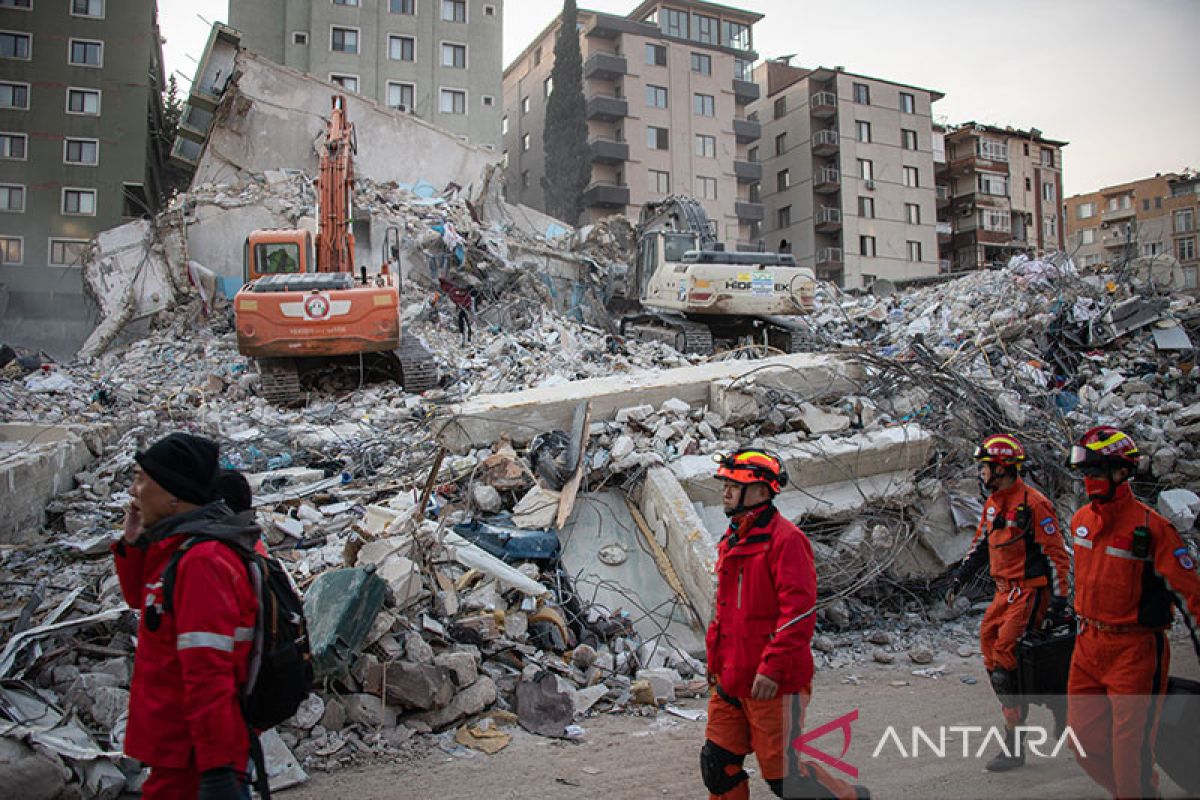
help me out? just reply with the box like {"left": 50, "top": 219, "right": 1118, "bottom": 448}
{"left": 1069, "top": 426, "right": 1140, "bottom": 472}
{"left": 973, "top": 434, "right": 1026, "bottom": 468}
{"left": 714, "top": 449, "right": 788, "bottom": 495}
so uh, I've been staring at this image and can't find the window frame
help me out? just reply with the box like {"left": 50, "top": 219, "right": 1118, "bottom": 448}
{"left": 441, "top": 0, "right": 466, "bottom": 23}
{"left": 853, "top": 83, "right": 870, "bottom": 105}
{"left": 65, "top": 86, "right": 101, "bottom": 115}
{"left": 441, "top": 40, "right": 467, "bottom": 69}
{"left": 70, "top": 0, "right": 104, "bottom": 18}
{"left": 693, "top": 13, "right": 718, "bottom": 45}
{"left": 0, "top": 131, "right": 26, "bottom": 160}
{"left": 645, "top": 43, "right": 667, "bottom": 66}
{"left": 0, "top": 30, "right": 32, "bottom": 61}
{"left": 645, "top": 84, "right": 668, "bottom": 109}
{"left": 329, "top": 73, "right": 359, "bottom": 92}
{"left": 387, "top": 34, "right": 415, "bottom": 62}
{"left": 386, "top": 81, "right": 415, "bottom": 111}
{"left": 49, "top": 238, "right": 89, "bottom": 266}
{"left": 63, "top": 136, "right": 99, "bottom": 166}
{"left": 389, "top": 0, "right": 416, "bottom": 12}
{"left": 1077, "top": 202, "right": 1094, "bottom": 219}
{"left": 521, "top": 95, "right": 530, "bottom": 115}
{"left": 901, "top": 128, "right": 917, "bottom": 150}
{"left": 858, "top": 196, "right": 875, "bottom": 218}
{"left": 330, "top": 26, "right": 360, "bottom": 55}
{"left": 899, "top": 92, "right": 915, "bottom": 113}
{"left": 292, "top": 31, "right": 309, "bottom": 45}
{"left": 521, "top": 132, "right": 530, "bottom": 151}
{"left": 1174, "top": 208, "right": 1194, "bottom": 234}
{"left": 697, "top": 175, "right": 717, "bottom": 200}
{"left": 857, "top": 158, "right": 873, "bottom": 181}
{"left": 0, "top": 235, "right": 23, "bottom": 265}
{"left": 776, "top": 169, "right": 790, "bottom": 192}
{"left": 905, "top": 202, "right": 920, "bottom": 225}
{"left": 693, "top": 93, "right": 715, "bottom": 117}
{"left": 1176, "top": 236, "right": 1196, "bottom": 262}
{"left": 649, "top": 168, "right": 670, "bottom": 194}
{"left": 903, "top": 165, "right": 919, "bottom": 188}
{"left": 690, "top": 52, "right": 711, "bottom": 76}
{"left": 694, "top": 133, "right": 716, "bottom": 158}
{"left": 647, "top": 125, "right": 669, "bottom": 151}
{"left": 438, "top": 87, "right": 467, "bottom": 115}
{"left": 0, "top": 80, "right": 29, "bottom": 110}
{"left": 856, "top": 120, "right": 871, "bottom": 143}
{"left": 777, "top": 205, "right": 791, "bottom": 229}
{"left": 68, "top": 37, "right": 104, "bottom": 68}
{"left": 662, "top": 8, "right": 687, "bottom": 38}
{"left": 907, "top": 240, "right": 922, "bottom": 262}
{"left": 1080, "top": 228, "right": 1095, "bottom": 245}
{"left": 61, "top": 186, "right": 97, "bottom": 217}
{"left": 0, "top": 182, "right": 25, "bottom": 213}
{"left": 0, "top": 1, "right": 32, "bottom": 12}
{"left": 860, "top": 234, "right": 876, "bottom": 257}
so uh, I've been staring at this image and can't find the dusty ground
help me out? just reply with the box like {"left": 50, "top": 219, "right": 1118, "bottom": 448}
{"left": 284, "top": 633, "right": 1199, "bottom": 800}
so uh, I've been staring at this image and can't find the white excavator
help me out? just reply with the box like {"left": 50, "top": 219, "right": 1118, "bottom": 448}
{"left": 618, "top": 195, "right": 817, "bottom": 354}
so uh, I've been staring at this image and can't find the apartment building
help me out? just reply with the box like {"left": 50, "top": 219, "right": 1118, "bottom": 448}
{"left": 0, "top": 0, "right": 168, "bottom": 356}
{"left": 748, "top": 61, "right": 942, "bottom": 289}
{"left": 501, "top": 0, "right": 763, "bottom": 243}
{"left": 1064, "top": 172, "right": 1199, "bottom": 289}
{"left": 936, "top": 122, "right": 1066, "bottom": 271}
{"left": 228, "top": 0, "right": 503, "bottom": 148}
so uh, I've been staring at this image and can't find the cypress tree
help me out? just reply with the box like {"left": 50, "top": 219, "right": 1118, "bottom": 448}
{"left": 542, "top": 0, "right": 591, "bottom": 226}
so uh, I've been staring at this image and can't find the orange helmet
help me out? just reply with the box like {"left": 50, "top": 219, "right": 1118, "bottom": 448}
{"left": 973, "top": 434, "right": 1026, "bottom": 468}
{"left": 1069, "top": 426, "right": 1140, "bottom": 472}
{"left": 714, "top": 449, "right": 788, "bottom": 495}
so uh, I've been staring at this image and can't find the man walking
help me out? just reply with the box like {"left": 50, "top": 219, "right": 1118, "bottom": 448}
{"left": 702, "top": 449, "right": 868, "bottom": 799}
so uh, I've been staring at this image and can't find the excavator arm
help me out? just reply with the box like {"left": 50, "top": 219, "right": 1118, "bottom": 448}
{"left": 315, "top": 95, "right": 357, "bottom": 275}
{"left": 636, "top": 195, "right": 718, "bottom": 250}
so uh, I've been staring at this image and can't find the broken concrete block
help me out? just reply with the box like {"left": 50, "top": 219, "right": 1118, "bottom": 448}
{"left": 793, "top": 402, "right": 851, "bottom": 435}
{"left": 572, "top": 684, "right": 609, "bottom": 716}
{"left": 471, "top": 484, "right": 503, "bottom": 513}
{"left": 511, "top": 484, "right": 561, "bottom": 530}
{"left": 435, "top": 651, "right": 479, "bottom": 688}
{"left": 1158, "top": 488, "right": 1200, "bottom": 532}
{"left": 291, "top": 694, "right": 325, "bottom": 730}
{"left": 635, "top": 668, "right": 680, "bottom": 703}
{"left": 89, "top": 686, "right": 129, "bottom": 730}
{"left": 515, "top": 672, "right": 575, "bottom": 737}
{"left": 320, "top": 698, "right": 347, "bottom": 732}
{"left": 403, "top": 632, "right": 435, "bottom": 665}
{"left": 356, "top": 535, "right": 414, "bottom": 566}
{"left": 610, "top": 435, "right": 635, "bottom": 461}
{"left": 365, "top": 661, "right": 453, "bottom": 711}
{"left": 709, "top": 380, "right": 759, "bottom": 426}
{"left": 342, "top": 693, "right": 398, "bottom": 728}
{"left": 660, "top": 398, "right": 690, "bottom": 415}
{"left": 615, "top": 404, "right": 654, "bottom": 424}
{"left": 415, "top": 675, "right": 497, "bottom": 732}
{"left": 0, "top": 738, "right": 67, "bottom": 800}
{"left": 377, "top": 555, "right": 423, "bottom": 609}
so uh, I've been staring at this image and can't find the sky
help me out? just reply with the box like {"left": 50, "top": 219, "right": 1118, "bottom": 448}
{"left": 159, "top": 0, "right": 1200, "bottom": 198}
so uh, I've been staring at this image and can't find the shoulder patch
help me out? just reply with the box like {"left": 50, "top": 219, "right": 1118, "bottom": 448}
{"left": 1173, "top": 546, "right": 1196, "bottom": 571}
{"left": 1040, "top": 517, "right": 1057, "bottom": 533}
{"left": 1075, "top": 526, "right": 1089, "bottom": 539}
{"left": 986, "top": 506, "right": 997, "bottom": 520}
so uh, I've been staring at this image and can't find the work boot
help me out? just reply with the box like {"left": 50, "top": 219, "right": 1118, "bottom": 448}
{"left": 985, "top": 726, "right": 1025, "bottom": 772}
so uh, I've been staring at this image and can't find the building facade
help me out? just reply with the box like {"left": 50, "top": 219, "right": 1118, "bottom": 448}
{"left": 750, "top": 61, "right": 942, "bottom": 289}
{"left": 1064, "top": 172, "right": 1199, "bottom": 289}
{"left": 229, "top": 0, "right": 503, "bottom": 149}
{"left": 501, "top": 0, "right": 763, "bottom": 243}
{"left": 935, "top": 122, "right": 1066, "bottom": 271}
{"left": 0, "top": 0, "right": 167, "bottom": 356}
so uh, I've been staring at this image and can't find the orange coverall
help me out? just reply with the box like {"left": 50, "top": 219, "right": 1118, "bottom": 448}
{"left": 955, "top": 478, "right": 1070, "bottom": 725}
{"left": 1067, "top": 482, "right": 1200, "bottom": 799}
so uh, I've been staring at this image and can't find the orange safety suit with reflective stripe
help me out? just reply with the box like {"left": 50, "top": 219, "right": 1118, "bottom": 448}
{"left": 1067, "top": 481, "right": 1200, "bottom": 799}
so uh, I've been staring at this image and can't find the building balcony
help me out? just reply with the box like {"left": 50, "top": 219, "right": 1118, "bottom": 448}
{"left": 735, "top": 201, "right": 764, "bottom": 221}
{"left": 936, "top": 185, "right": 950, "bottom": 207}
{"left": 937, "top": 221, "right": 952, "bottom": 239}
{"left": 733, "top": 79, "right": 760, "bottom": 105}
{"left": 583, "top": 52, "right": 627, "bottom": 81}
{"left": 586, "top": 14, "right": 650, "bottom": 39}
{"left": 1103, "top": 232, "right": 1134, "bottom": 249}
{"left": 949, "top": 155, "right": 1009, "bottom": 177}
{"left": 938, "top": 259, "right": 952, "bottom": 273}
{"left": 733, "top": 116, "right": 761, "bottom": 143}
{"left": 1102, "top": 205, "right": 1136, "bottom": 223}
{"left": 582, "top": 182, "right": 630, "bottom": 209}
{"left": 586, "top": 94, "right": 629, "bottom": 121}
{"left": 589, "top": 137, "right": 629, "bottom": 164}
{"left": 810, "top": 91, "right": 837, "bottom": 118}
{"left": 814, "top": 167, "right": 840, "bottom": 193}
{"left": 812, "top": 128, "right": 839, "bottom": 156}
{"left": 815, "top": 206, "right": 842, "bottom": 232}
{"left": 816, "top": 247, "right": 843, "bottom": 273}
{"left": 734, "top": 160, "right": 762, "bottom": 183}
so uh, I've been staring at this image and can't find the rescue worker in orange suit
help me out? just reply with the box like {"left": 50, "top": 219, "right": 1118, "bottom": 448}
{"left": 112, "top": 433, "right": 260, "bottom": 800}
{"left": 1066, "top": 426, "right": 1200, "bottom": 799}
{"left": 946, "top": 433, "right": 1071, "bottom": 771}
{"left": 703, "top": 449, "right": 869, "bottom": 800}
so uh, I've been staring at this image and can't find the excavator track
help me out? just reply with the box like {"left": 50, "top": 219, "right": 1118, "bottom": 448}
{"left": 257, "top": 358, "right": 303, "bottom": 405}
{"left": 396, "top": 333, "right": 439, "bottom": 392}
{"left": 759, "top": 315, "right": 817, "bottom": 354}
{"left": 621, "top": 313, "right": 714, "bottom": 354}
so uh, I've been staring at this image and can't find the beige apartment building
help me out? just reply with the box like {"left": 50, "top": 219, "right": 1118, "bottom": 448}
{"left": 501, "top": 0, "right": 762, "bottom": 243}
{"left": 1064, "top": 172, "right": 1199, "bottom": 289}
{"left": 935, "top": 122, "right": 1066, "bottom": 271}
{"left": 750, "top": 61, "right": 942, "bottom": 289}
{"left": 228, "top": 0, "right": 504, "bottom": 148}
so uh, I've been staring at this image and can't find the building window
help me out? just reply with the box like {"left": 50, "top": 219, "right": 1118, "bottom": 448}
{"left": 646, "top": 43, "right": 666, "bottom": 66}
{"left": 899, "top": 92, "right": 915, "bottom": 113}
{"left": 1107, "top": 194, "right": 1132, "bottom": 211}
{"left": 1174, "top": 209, "right": 1194, "bottom": 234}
{"left": 330, "top": 74, "right": 359, "bottom": 92}
{"left": 860, "top": 235, "right": 876, "bottom": 257}
{"left": 858, "top": 196, "right": 874, "bottom": 218}
{"left": 0, "top": 32, "right": 31, "bottom": 60}
{"left": 690, "top": 52, "right": 711, "bottom": 75}
{"left": 1177, "top": 236, "right": 1196, "bottom": 262}
{"left": 777, "top": 205, "right": 791, "bottom": 228}
{"left": 647, "top": 126, "right": 669, "bottom": 150}
{"left": 775, "top": 132, "right": 786, "bottom": 156}
{"left": 0, "top": 132, "right": 25, "bottom": 160}
{"left": 0, "top": 1, "right": 32, "bottom": 10}
{"left": 858, "top": 158, "right": 873, "bottom": 180}
{"left": 71, "top": 0, "right": 104, "bottom": 17}
{"left": 0, "top": 236, "right": 22, "bottom": 264}
{"left": 907, "top": 240, "right": 922, "bottom": 262}
{"left": 903, "top": 166, "right": 919, "bottom": 188}
{"left": 853, "top": 83, "right": 870, "bottom": 105}
{"left": 1041, "top": 147, "right": 1054, "bottom": 167}
{"left": 1024, "top": 177, "right": 1031, "bottom": 192}
{"left": 293, "top": 32, "right": 309, "bottom": 45}
{"left": 776, "top": 169, "right": 790, "bottom": 191}
{"left": 646, "top": 84, "right": 668, "bottom": 109}
{"left": 69, "top": 38, "right": 103, "bottom": 67}
{"left": 978, "top": 173, "right": 1007, "bottom": 196}
{"left": 0, "top": 184, "right": 24, "bottom": 212}
{"left": 543, "top": 76, "right": 552, "bottom": 97}
{"left": 694, "top": 133, "right": 715, "bottom": 158}
{"left": 333, "top": 0, "right": 360, "bottom": 5}
{"left": 331, "top": 27, "right": 358, "bottom": 54}
{"left": 649, "top": 169, "right": 670, "bottom": 194}
{"left": 1142, "top": 242, "right": 1163, "bottom": 257}
{"left": 856, "top": 120, "right": 871, "bottom": 143}
{"left": 64, "top": 137, "right": 98, "bottom": 165}
{"left": 387, "top": 81, "right": 414, "bottom": 110}
{"left": 62, "top": 188, "right": 96, "bottom": 216}
{"left": 697, "top": 176, "right": 717, "bottom": 200}
{"left": 532, "top": 47, "right": 541, "bottom": 67}
{"left": 484, "top": 4, "right": 495, "bottom": 15}
{"left": 694, "top": 93, "right": 714, "bottom": 116}
{"left": 442, "top": 42, "right": 466, "bottom": 68}
{"left": 521, "top": 170, "right": 529, "bottom": 189}
{"left": 50, "top": 239, "right": 88, "bottom": 265}
{"left": 1043, "top": 216, "right": 1058, "bottom": 239}
{"left": 521, "top": 96, "right": 530, "bottom": 115}
{"left": 1142, "top": 198, "right": 1150, "bottom": 211}
{"left": 662, "top": 8, "right": 687, "bottom": 38}
{"left": 66, "top": 87, "right": 100, "bottom": 115}
{"left": 1080, "top": 228, "right": 1095, "bottom": 245}
{"left": 1042, "top": 182, "right": 1055, "bottom": 202}
{"left": 694, "top": 14, "right": 718, "bottom": 44}
{"left": 0, "top": 81, "right": 28, "bottom": 109}
{"left": 981, "top": 209, "right": 1010, "bottom": 232}
{"left": 977, "top": 138, "right": 1008, "bottom": 161}
{"left": 1155, "top": 196, "right": 1163, "bottom": 209}
{"left": 1077, "top": 202, "right": 1094, "bottom": 219}
{"left": 773, "top": 97, "right": 786, "bottom": 119}
{"left": 734, "top": 57, "right": 752, "bottom": 82}
{"left": 723, "top": 20, "right": 750, "bottom": 50}
{"left": 905, "top": 203, "right": 920, "bottom": 224}
{"left": 500, "top": 150, "right": 508, "bottom": 169}
{"left": 390, "top": 0, "right": 415, "bottom": 12}
{"left": 439, "top": 88, "right": 466, "bottom": 114}
{"left": 901, "top": 129, "right": 917, "bottom": 150}
{"left": 442, "top": 0, "right": 466, "bottom": 22}
{"left": 501, "top": 115, "right": 508, "bottom": 135}
{"left": 521, "top": 133, "right": 530, "bottom": 151}
{"left": 748, "top": 145, "right": 758, "bottom": 163}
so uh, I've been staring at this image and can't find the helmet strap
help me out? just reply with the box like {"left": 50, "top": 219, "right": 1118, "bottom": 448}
{"left": 724, "top": 485, "right": 772, "bottom": 519}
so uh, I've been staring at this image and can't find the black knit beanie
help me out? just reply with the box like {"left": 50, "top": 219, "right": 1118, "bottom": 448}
{"left": 135, "top": 433, "right": 220, "bottom": 506}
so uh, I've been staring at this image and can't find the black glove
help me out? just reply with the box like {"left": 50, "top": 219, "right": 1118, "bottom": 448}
{"left": 1044, "top": 596, "right": 1072, "bottom": 629}
{"left": 198, "top": 766, "right": 244, "bottom": 800}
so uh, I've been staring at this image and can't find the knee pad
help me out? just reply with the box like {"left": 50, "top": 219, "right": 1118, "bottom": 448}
{"left": 990, "top": 667, "right": 1017, "bottom": 703}
{"left": 700, "top": 740, "right": 748, "bottom": 796}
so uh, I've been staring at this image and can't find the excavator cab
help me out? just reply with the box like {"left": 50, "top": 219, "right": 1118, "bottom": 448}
{"left": 244, "top": 230, "right": 314, "bottom": 282}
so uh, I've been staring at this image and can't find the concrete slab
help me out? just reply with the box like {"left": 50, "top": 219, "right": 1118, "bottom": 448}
{"left": 435, "top": 353, "right": 865, "bottom": 451}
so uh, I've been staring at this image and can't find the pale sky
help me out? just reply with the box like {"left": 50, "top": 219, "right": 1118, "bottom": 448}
{"left": 159, "top": 0, "right": 1199, "bottom": 197}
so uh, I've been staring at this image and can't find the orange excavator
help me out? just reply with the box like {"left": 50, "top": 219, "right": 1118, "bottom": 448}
{"left": 233, "top": 95, "right": 436, "bottom": 402}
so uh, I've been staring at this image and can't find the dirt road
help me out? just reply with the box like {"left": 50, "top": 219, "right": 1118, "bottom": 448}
{"left": 284, "top": 636, "right": 1199, "bottom": 800}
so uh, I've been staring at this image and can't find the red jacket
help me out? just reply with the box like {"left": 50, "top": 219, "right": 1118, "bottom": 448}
{"left": 112, "top": 505, "right": 260, "bottom": 772}
{"left": 705, "top": 506, "right": 817, "bottom": 698}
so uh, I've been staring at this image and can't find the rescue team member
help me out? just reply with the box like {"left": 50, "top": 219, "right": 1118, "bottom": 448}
{"left": 946, "top": 434, "right": 1071, "bottom": 772}
{"left": 1066, "top": 426, "right": 1200, "bottom": 799}
{"left": 703, "top": 449, "right": 869, "bottom": 800}
{"left": 112, "top": 433, "right": 260, "bottom": 800}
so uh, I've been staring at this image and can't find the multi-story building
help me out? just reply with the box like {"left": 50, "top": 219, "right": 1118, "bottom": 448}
{"left": 750, "top": 61, "right": 942, "bottom": 289}
{"left": 0, "top": 0, "right": 168, "bottom": 356}
{"left": 228, "top": 0, "right": 503, "bottom": 148}
{"left": 936, "top": 122, "right": 1066, "bottom": 271}
{"left": 502, "top": 0, "right": 763, "bottom": 243}
{"left": 1064, "top": 172, "right": 1200, "bottom": 289}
